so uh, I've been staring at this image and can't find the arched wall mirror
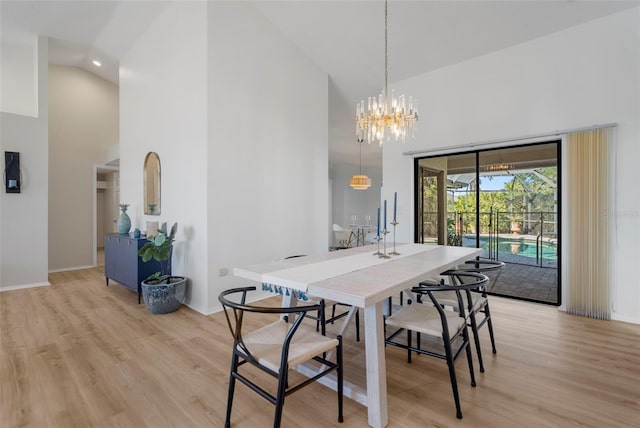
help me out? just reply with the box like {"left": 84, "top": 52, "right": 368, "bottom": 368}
{"left": 144, "top": 152, "right": 161, "bottom": 215}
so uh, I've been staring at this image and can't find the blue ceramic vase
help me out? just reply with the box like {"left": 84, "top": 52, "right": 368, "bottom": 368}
{"left": 117, "top": 204, "right": 131, "bottom": 234}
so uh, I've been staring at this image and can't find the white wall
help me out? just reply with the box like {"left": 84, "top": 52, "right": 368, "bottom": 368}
{"left": 48, "top": 65, "right": 119, "bottom": 271}
{"left": 207, "top": 2, "right": 329, "bottom": 313}
{"left": 0, "top": 29, "right": 38, "bottom": 117}
{"left": 0, "top": 36, "right": 49, "bottom": 290}
{"left": 120, "top": 1, "right": 328, "bottom": 314}
{"left": 120, "top": 1, "right": 209, "bottom": 314}
{"left": 383, "top": 8, "right": 640, "bottom": 323}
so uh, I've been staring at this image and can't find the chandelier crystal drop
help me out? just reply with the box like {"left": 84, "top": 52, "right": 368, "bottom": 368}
{"left": 356, "top": 0, "right": 418, "bottom": 145}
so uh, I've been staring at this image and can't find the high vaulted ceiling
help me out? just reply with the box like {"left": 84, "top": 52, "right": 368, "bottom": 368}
{"left": 2, "top": 1, "right": 638, "bottom": 167}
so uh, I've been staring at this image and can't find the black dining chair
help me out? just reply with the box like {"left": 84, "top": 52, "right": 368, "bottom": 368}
{"left": 219, "top": 286, "right": 343, "bottom": 428}
{"left": 385, "top": 271, "right": 489, "bottom": 419}
{"left": 438, "top": 259, "right": 504, "bottom": 372}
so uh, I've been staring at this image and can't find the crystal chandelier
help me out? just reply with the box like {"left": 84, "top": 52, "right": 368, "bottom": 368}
{"left": 356, "top": 0, "right": 418, "bottom": 145}
{"left": 350, "top": 140, "right": 372, "bottom": 189}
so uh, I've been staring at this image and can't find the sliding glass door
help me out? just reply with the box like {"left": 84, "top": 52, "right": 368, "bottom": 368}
{"left": 415, "top": 141, "right": 561, "bottom": 305}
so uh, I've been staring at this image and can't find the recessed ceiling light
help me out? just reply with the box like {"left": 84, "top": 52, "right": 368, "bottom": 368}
{"left": 92, "top": 60, "right": 102, "bottom": 67}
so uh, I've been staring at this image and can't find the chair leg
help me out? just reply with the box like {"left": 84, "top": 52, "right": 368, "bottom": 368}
{"left": 463, "top": 327, "right": 477, "bottom": 388}
{"left": 443, "top": 338, "right": 463, "bottom": 419}
{"left": 484, "top": 304, "right": 497, "bottom": 353}
{"left": 225, "top": 353, "right": 240, "bottom": 428}
{"left": 355, "top": 308, "right": 360, "bottom": 342}
{"left": 274, "top": 370, "right": 288, "bottom": 428}
{"left": 468, "top": 311, "right": 485, "bottom": 373}
{"left": 407, "top": 330, "right": 412, "bottom": 363}
{"left": 337, "top": 335, "right": 344, "bottom": 423}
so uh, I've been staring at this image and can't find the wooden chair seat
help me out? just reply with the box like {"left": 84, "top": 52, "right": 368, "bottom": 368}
{"left": 386, "top": 303, "right": 465, "bottom": 338}
{"left": 436, "top": 289, "right": 486, "bottom": 312}
{"left": 241, "top": 319, "right": 339, "bottom": 372}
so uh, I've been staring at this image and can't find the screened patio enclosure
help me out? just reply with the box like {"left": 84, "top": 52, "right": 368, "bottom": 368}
{"left": 415, "top": 142, "right": 560, "bottom": 305}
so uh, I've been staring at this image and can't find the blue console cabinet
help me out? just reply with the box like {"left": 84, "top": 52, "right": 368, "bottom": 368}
{"left": 104, "top": 233, "right": 161, "bottom": 303}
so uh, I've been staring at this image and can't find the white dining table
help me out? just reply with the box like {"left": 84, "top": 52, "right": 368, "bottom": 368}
{"left": 234, "top": 243, "right": 483, "bottom": 428}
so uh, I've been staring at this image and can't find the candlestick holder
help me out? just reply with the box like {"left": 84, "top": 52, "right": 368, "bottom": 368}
{"left": 373, "top": 235, "right": 383, "bottom": 256}
{"left": 379, "top": 229, "right": 391, "bottom": 259}
{"left": 389, "top": 220, "right": 400, "bottom": 255}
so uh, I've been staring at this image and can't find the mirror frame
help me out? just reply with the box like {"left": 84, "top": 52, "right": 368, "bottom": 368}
{"left": 143, "top": 152, "right": 161, "bottom": 215}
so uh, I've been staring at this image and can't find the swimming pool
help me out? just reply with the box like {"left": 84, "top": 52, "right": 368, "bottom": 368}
{"left": 472, "top": 237, "right": 558, "bottom": 261}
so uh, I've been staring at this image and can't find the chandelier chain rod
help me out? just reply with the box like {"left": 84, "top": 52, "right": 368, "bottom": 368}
{"left": 384, "top": 0, "right": 388, "bottom": 108}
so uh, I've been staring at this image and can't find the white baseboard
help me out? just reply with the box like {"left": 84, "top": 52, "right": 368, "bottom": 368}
{"left": 49, "top": 265, "right": 95, "bottom": 273}
{"left": 559, "top": 305, "right": 638, "bottom": 324}
{"left": 612, "top": 313, "right": 640, "bottom": 325}
{"left": 0, "top": 281, "right": 51, "bottom": 292}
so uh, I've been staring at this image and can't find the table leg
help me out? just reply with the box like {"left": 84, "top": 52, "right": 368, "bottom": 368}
{"left": 282, "top": 292, "right": 296, "bottom": 308}
{"left": 364, "top": 302, "right": 388, "bottom": 428}
{"left": 281, "top": 291, "right": 299, "bottom": 321}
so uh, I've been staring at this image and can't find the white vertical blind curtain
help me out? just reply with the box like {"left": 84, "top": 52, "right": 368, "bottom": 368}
{"left": 566, "top": 128, "right": 612, "bottom": 320}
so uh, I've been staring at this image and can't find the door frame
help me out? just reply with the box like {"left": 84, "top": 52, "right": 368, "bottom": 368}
{"left": 93, "top": 164, "right": 119, "bottom": 268}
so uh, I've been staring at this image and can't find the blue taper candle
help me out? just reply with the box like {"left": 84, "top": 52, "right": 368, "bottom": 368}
{"left": 377, "top": 207, "right": 380, "bottom": 237}
{"left": 393, "top": 192, "right": 397, "bottom": 222}
{"left": 384, "top": 200, "right": 387, "bottom": 230}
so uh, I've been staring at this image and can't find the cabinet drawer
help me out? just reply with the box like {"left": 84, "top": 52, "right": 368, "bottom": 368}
{"left": 117, "top": 238, "right": 139, "bottom": 290}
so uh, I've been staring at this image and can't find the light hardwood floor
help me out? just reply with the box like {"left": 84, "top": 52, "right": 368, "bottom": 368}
{"left": 1, "top": 267, "right": 639, "bottom": 427}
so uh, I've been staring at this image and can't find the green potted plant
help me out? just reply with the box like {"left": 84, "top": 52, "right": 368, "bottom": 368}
{"left": 138, "top": 222, "right": 186, "bottom": 314}
{"left": 447, "top": 217, "right": 462, "bottom": 247}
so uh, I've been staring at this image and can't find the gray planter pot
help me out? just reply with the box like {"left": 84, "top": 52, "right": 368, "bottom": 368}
{"left": 141, "top": 276, "right": 186, "bottom": 314}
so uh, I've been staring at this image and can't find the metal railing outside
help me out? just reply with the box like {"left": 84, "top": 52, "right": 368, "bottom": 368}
{"left": 421, "top": 210, "right": 558, "bottom": 267}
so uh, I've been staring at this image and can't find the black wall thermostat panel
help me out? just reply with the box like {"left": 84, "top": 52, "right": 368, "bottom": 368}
{"left": 4, "top": 151, "right": 21, "bottom": 193}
